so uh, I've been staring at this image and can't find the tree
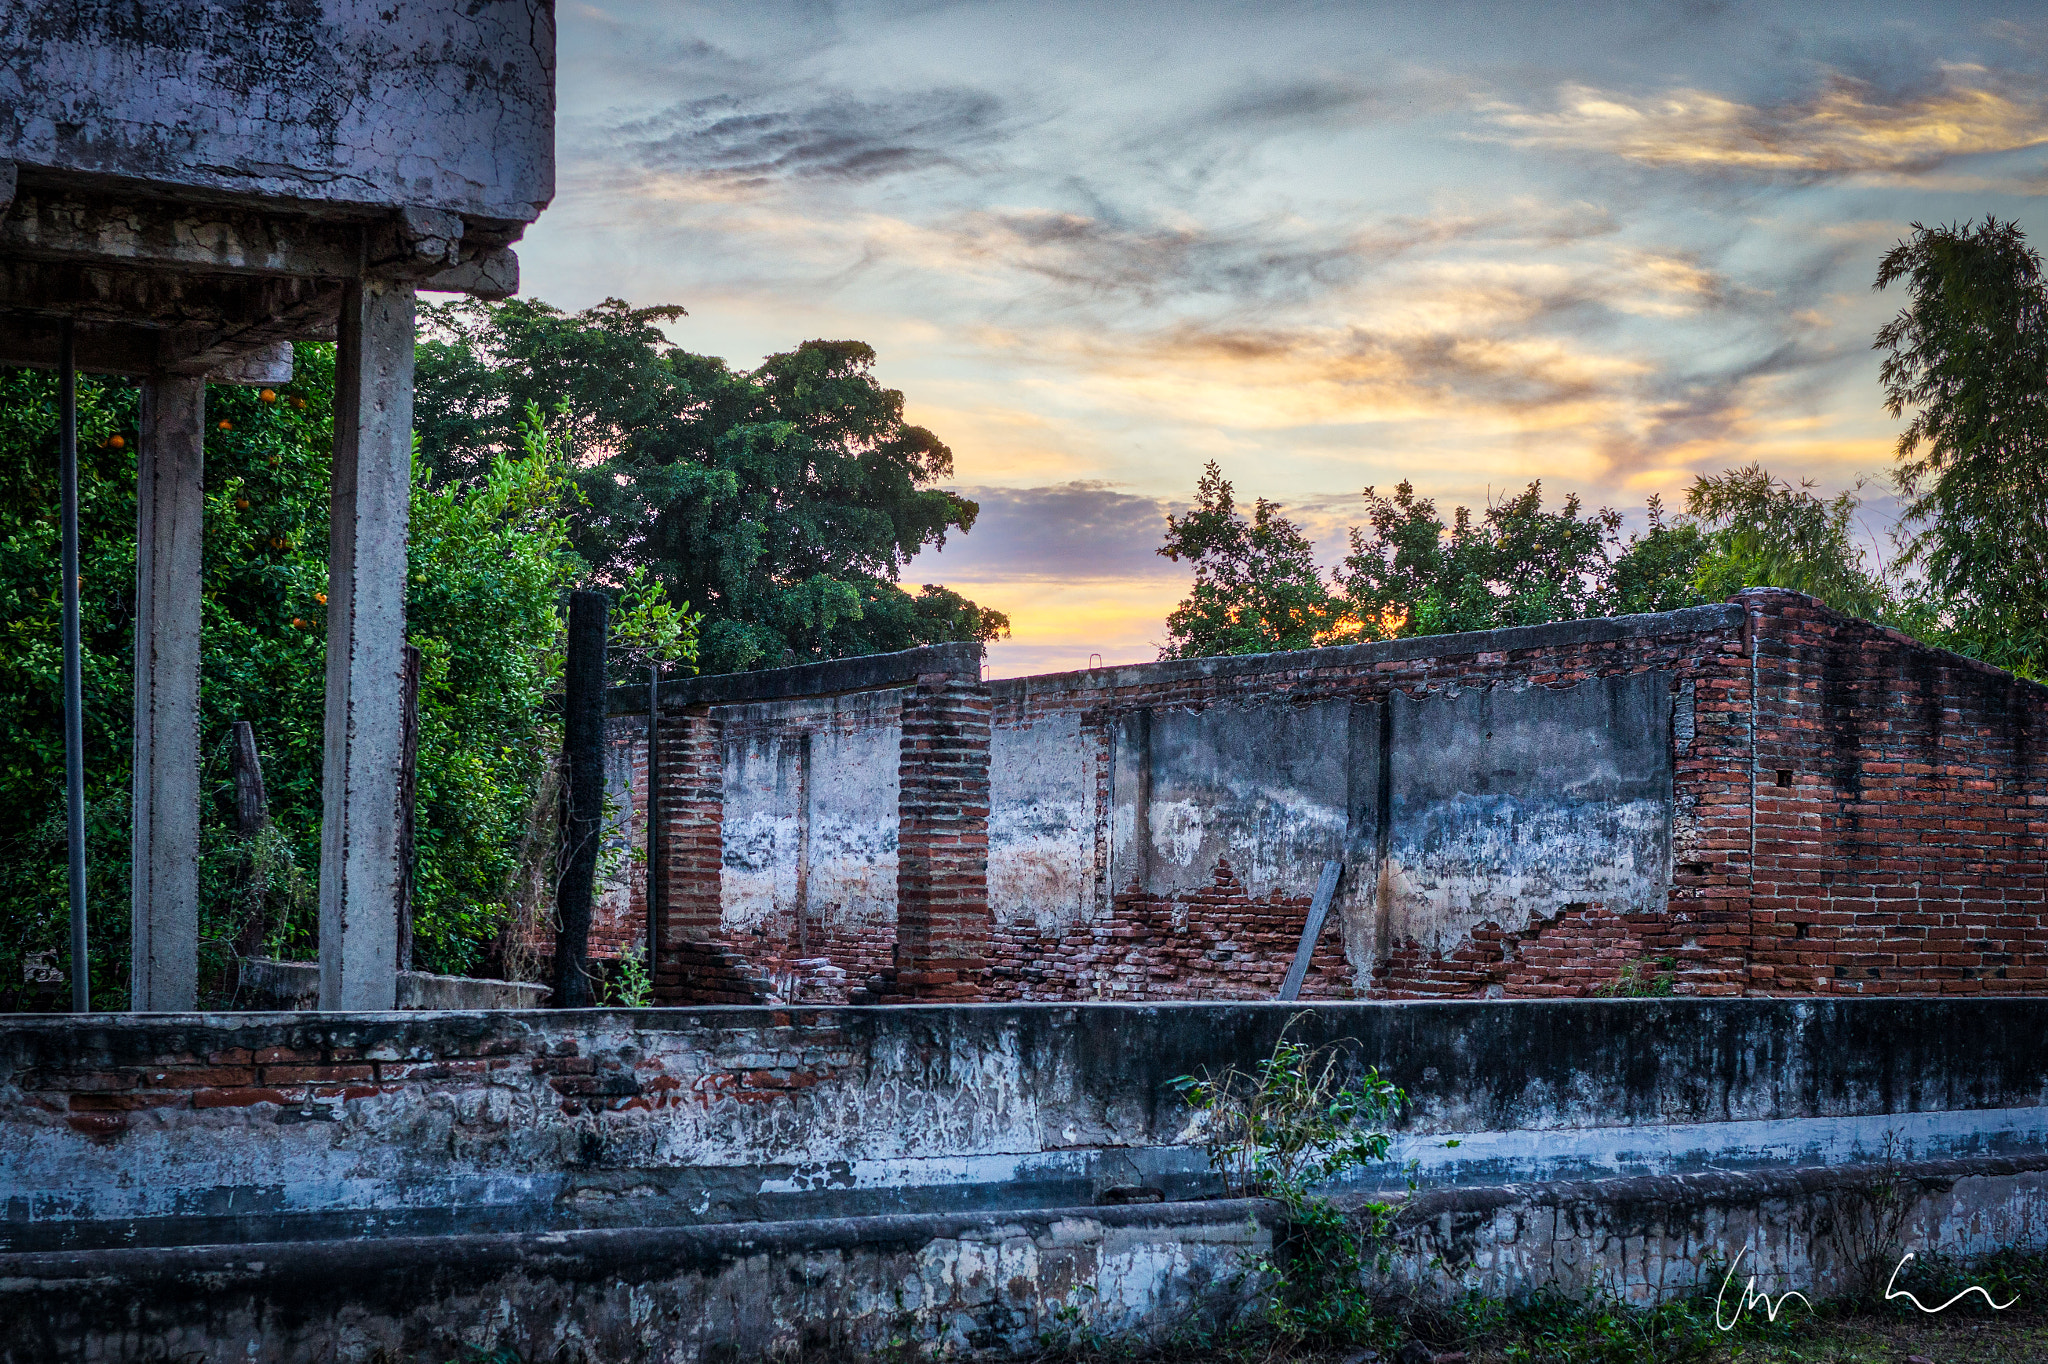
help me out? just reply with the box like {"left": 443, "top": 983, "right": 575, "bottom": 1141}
{"left": 1683, "top": 463, "right": 1889, "bottom": 620}
{"left": 1337, "top": 479, "right": 1625, "bottom": 639}
{"left": 416, "top": 299, "right": 1008, "bottom": 675}
{"left": 1157, "top": 463, "right": 1345, "bottom": 658}
{"left": 1875, "top": 218, "right": 2048, "bottom": 678}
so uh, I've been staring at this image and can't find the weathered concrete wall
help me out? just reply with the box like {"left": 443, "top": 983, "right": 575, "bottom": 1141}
{"left": 989, "top": 711, "right": 1101, "bottom": 931}
{"left": 1374, "top": 672, "right": 1674, "bottom": 968}
{"left": 718, "top": 690, "right": 903, "bottom": 996}
{"left": 3, "top": 1, "right": 556, "bottom": 221}
{"left": 7, "top": 999, "right": 2048, "bottom": 1251}
{"left": 3, "top": 999, "right": 2048, "bottom": 1360}
{"left": 602, "top": 595, "right": 2047, "bottom": 1004}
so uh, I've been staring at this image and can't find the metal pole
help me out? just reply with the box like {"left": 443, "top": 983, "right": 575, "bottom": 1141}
{"left": 647, "top": 664, "right": 660, "bottom": 978}
{"left": 59, "top": 319, "right": 90, "bottom": 1013}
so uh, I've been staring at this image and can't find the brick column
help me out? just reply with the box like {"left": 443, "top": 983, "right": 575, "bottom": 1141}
{"left": 888, "top": 670, "right": 993, "bottom": 1000}
{"left": 649, "top": 703, "right": 763, "bottom": 1005}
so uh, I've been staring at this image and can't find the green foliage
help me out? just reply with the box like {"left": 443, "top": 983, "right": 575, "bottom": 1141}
{"left": 415, "top": 297, "right": 1007, "bottom": 675}
{"left": 1157, "top": 463, "right": 1345, "bottom": 658}
{"left": 1594, "top": 956, "right": 1678, "bottom": 998}
{"left": 1875, "top": 217, "right": 2048, "bottom": 679}
{"left": 1685, "top": 463, "right": 1890, "bottom": 620}
{"left": 1171, "top": 1022, "right": 1405, "bottom": 1344}
{"left": 604, "top": 944, "right": 654, "bottom": 1008}
{"left": 0, "top": 350, "right": 666, "bottom": 1003}
{"left": 1339, "top": 478, "right": 1627, "bottom": 639}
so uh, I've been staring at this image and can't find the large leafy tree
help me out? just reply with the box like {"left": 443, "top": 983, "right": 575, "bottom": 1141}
{"left": 1683, "top": 464, "right": 1888, "bottom": 620}
{"left": 416, "top": 298, "right": 1008, "bottom": 675}
{"left": 1156, "top": 462, "right": 1345, "bottom": 657}
{"left": 1159, "top": 465, "right": 1906, "bottom": 659}
{"left": 1875, "top": 218, "right": 2048, "bottom": 677}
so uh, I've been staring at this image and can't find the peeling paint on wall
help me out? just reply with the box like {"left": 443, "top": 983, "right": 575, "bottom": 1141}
{"left": 720, "top": 692, "right": 901, "bottom": 943}
{"left": 990, "top": 713, "right": 1098, "bottom": 931}
{"left": 1372, "top": 673, "right": 1674, "bottom": 963}
{"left": 1110, "top": 699, "right": 1372, "bottom": 904}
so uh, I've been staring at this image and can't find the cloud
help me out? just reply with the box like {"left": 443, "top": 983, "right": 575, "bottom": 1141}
{"left": 611, "top": 87, "right": 1012, "bottom": 186}
{"left": 1481, "top": 67, "right": 2048, "bottom": 178}
{"left": 910, "top": 482, "right": 1184, "bottom": 584}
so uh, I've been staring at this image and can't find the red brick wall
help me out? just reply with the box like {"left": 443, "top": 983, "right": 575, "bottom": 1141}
{"left": 1744, "top": 591, "right": 2048, "bottom": 996}
{"left": 609, "top": 594, "right": 2048, "bottom": 1003}
{"left": 982, "top": 606, "right": 1754, "bottom": 1000}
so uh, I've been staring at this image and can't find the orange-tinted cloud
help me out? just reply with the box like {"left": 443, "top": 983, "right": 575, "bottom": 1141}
{"left": 1484, "top": 68, "right": 2048, "bottom": 178}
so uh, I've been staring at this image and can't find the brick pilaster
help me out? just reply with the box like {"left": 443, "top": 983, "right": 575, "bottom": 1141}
{"left": 886, "top": 671, "right": 993, "bottom": 1000}
{"left": 651, "top": 704, "right": 764, "bottom": 1005}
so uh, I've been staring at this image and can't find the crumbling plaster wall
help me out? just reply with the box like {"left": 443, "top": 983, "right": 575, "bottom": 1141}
{"left": 3, "top": 1, "right": 555, "bottom": 221}
{"left": 6, "top": 1000, "right": 2048, "bottom": 1362}
{"left": 718, "top": 689, "right": 903, "bottom": 990}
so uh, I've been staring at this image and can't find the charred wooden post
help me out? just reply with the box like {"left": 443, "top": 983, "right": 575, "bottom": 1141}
{"left": 554, "top": 591, "right": 608, "bottom": 1008}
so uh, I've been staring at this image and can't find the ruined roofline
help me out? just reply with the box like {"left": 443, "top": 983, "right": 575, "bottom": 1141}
{"left": 991, "top": 600, "right": 1750, "bottom": 699}
{"left": 601, "top": 588, "right": 2042, "bottom": 719}
{"left": 606, "top": 640, "right": 985, "bottom": 715}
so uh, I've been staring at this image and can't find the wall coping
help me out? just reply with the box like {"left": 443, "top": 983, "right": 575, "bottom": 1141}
{"left": 990, "top": 602, "right": 1748, "bottom": 700}
{"left": 605, "top": 641, "right": 985, "bottom": 716}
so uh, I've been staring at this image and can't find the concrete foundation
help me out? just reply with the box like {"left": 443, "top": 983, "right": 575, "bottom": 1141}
{"left": 2, "top": 999, "right": 2046, "bottom": 1359}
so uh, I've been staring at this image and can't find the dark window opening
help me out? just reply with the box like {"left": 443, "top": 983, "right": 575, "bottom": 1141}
{"left": 1775, "top": 769, "right": 1793, "bottom": 787}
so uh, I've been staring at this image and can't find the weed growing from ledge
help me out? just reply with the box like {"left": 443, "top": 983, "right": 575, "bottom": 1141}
{"left": 1170, "top": 1019, "right": 1405, "bottom": 1345}
{"left": 1593, "top": 956, "right": 1678, "bottom": 997}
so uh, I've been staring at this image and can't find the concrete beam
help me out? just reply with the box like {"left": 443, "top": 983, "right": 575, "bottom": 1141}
{"left": 0, "top": 315, "right": 310, "bottom": 382}
{"left": 2, "top": 185, "right": 526, "bottom": 290}
{"left": 130, "top": 375, "right": 205, "bottom": 1012}
{"left": 318, "top": 278, "right": 414, "bottom": 1011}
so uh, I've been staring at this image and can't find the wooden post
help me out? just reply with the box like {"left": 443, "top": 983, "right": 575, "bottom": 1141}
{"left": 232, "top": 721, "right": 268, "bottom": 838}
{"left": 554, "top": 591, "right": 607, "bottom": 1008}
{"left": 229, "top": 720, "right": 273, "bottom": 967}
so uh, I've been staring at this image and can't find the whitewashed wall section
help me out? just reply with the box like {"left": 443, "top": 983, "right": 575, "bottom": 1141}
{"left": 719, "top": 692, "right": 902, "bottom": 938}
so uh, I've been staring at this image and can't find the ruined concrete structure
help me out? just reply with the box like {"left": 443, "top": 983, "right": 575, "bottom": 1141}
{"left": 4, "top": 998, "right": 2047, "bottom": 1360}
{"left": 593, "top": 589, "right": 2048, "bottom": 1005}
{"left": 1, "top": 2, "right": 556, "bottom": 1007}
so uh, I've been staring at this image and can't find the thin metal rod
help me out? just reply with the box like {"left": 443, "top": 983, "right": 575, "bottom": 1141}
{"left": 647, "top": 663, "right": 660, "bottom": 978}
{"left": 59, "top": 318, "right": 90, "bottom": 1013}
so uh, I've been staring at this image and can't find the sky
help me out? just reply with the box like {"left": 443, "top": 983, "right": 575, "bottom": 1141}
{"left": 522, "top": 1, "right": 2048, "bottom": 677}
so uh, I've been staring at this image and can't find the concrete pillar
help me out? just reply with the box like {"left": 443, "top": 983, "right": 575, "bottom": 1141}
{"left": 130, "top": 374, "right": 205, "bottom": 1011}
{"left": 889, "top": 669, "right": 993, "bottom": 1000}
{"left": 318, "top": 278, "right": 414, "bottom": 1010}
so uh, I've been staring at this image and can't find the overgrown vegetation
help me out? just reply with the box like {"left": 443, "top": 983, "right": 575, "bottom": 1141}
{"left": 1170, "top": 1020, "right": 1405, "bottom": 1346}
{"left": 0, "top": 352, "right": 692, "bottom": 1006}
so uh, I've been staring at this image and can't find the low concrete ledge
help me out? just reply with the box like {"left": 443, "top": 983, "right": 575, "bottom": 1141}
{"left": 6, "top": 1156, "right": 2047, "bottom": 1363}
{"left": 235, "top": 957, "right": 549, "bottom": 1011}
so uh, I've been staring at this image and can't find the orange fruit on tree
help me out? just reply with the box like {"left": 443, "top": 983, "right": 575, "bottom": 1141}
{"left": 217, "top": 419, "right": 232, "bottom": 430}
{"left": 291, "top": 618, "right": 305, "bottom": 628}
{"left": 235, "top": 498, "right": 249, "bottom": 510}
{"left": 109, "top": 435, "right": 125, "bottom": 449}
{"left": 260, "top": 389, "right": 277, "bottom": 404}
{"left": 314, "top": 592, "right": 327, "bottom": 605}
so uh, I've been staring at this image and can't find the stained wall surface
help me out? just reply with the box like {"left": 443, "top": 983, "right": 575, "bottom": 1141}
{"left": 597, "top": 593, "right": 2048, "bottom": 1004}
{"left": 4, "top": 2, "right": 556, "bottom": 221}
{"left": 4, "top": 1000, "right": 2048, "bottom": 1362}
